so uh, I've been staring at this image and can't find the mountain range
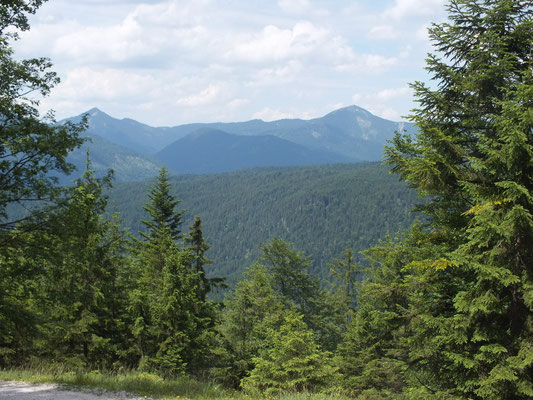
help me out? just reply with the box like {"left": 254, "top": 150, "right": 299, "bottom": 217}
{"left": 60, "top": 105, "right": 416, "bottom": 181}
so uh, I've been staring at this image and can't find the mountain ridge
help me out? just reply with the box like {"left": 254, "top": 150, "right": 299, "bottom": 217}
{"left": 59, "top": 105, "right": 416, "bottom": 178}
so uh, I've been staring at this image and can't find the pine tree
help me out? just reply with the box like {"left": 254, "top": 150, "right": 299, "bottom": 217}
{"left": 384, "top": 1, "right": 533, "bottom": 398}
{"left": 141, "top": 167, "right": 184, "bottom": 243}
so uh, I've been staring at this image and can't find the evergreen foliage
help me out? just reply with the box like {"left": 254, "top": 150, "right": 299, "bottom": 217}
{"left": 185, "top": 215, "right": 226, "bottom": 300}
{"left": 260, "top": 239, "right": 344, "bottom": 351}
{"left": 341, "top": 0, "right": 533, "bottom": 398}
{"left": 0, "top": 0, "right": 84, "bottom": 366}
{"left": 242, "top": 310, "right": 338, "bottom": 396}
{"left": 140, "top": 166, "right": 185, "bottom": 242}
{"left": 130, "top": 167, "right": 217, "bottom": 376}
{"left": 213, "top": 264, "right": 284, "bottom": 387}
{"left": 4, "top": 1, "right": 533, "bottom": 399}
{"left": 328, "top": 248, "right": 363, "bottom": 326}
{"left": 37, "top": 163, "right": 128, "bottom": 368}
{"left": 109, "top": 163, "right": 419, "bottom": 284}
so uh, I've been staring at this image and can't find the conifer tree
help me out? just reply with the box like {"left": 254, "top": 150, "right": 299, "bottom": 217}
{"left": 260, "top": 238, "right": 343, "bottom": 350}
{"left": 131, "top": 167, "right": 217, "bottom": 375}
{"left": 336, "top": 223, "right": 454, "bottom": 397}
{"left": 329, "top": 248, "right": 363, "bottom": 326}
{"left": 214, "top": 264, "right": 284, "bottom": 387}
{"left": 383, "top": 1, "right": 533, "bottom": 398}
{"left": 141, "top": 167, "right": 184, "bottom": 243}
{"left": 185, "top": 215, "right": 225, "bottom": 300}
{"left": 36, "top": 161, "right": 128, "bottom": 368}
{"left": 242, "top": 310, "right": 338, "bottom": 395}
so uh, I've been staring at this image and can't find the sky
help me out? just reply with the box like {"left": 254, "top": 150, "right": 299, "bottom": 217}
{"left": 13, "top": 0, "right": 448, "bottom": 127}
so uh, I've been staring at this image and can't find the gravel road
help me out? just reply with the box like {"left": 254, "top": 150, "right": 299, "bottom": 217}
{"left": 0, "top": 381, "right": 147, "bottom": 400}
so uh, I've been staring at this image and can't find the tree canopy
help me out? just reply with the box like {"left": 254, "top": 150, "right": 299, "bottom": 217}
{"left": 380, "top": 0, "right": 533, "bottom": 398}
{"left": 0, "top": 0, "right": 84, "bottom": 236}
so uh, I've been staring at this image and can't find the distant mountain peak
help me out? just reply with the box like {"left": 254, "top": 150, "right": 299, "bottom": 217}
{"left": 86, "top": 107, "right": 105, "bottom": 116}
{"left": 325, "top": 105, "right": 370, "bottom": 117}
{"left": 61, "top": 104, "right": 416, "bottom": 169}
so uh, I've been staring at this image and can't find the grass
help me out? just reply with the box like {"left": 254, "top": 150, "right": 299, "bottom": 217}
{"left": 0, "top": 368, "right": 349, "bottom": 400}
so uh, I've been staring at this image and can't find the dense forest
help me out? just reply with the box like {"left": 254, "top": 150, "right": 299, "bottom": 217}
{"left": 1, "top": 1, "right": 532, "bottom": 399}
{"left": 109, "top": 163, "right": 418, "bottom": 284}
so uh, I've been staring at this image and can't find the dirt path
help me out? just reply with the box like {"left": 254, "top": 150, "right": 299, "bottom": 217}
{"left": 0, "top": 381, "right": 147, "bottom": 399}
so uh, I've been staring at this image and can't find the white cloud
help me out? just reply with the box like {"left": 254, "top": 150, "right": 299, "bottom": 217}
{"left": 52, "top": 17, "right": 156, "bottom": 63}
{"left": 368, "top": 25, "right": 398, "bottom": 40}
{"left": 383, "top": 0, "right": 446, "bottom": 20}
{"left": 228, "top": 98, "right": 250, "bottom": 110}
{"left": 253, "top": 108, "right": 297, "bottom": 121}
{"left": 374, "top": 106, "right": 403, "bottom": 121}
{"left": 351, "top": 86, "right": 414, "bottom": 122}
{"left": 416, "top": 23, "right": 432, "bottom": 41}
{"left": 54, "top": 67, "right": 158, "bottom": 101}
{"left": 249, "top": 61, "right": 304, "bottom": 87}
{"left": 376, "top": 86, "right": 412, "bottom": 101}
{"left": 14, "top": 0, "right": 443, "bottom": 125}
{"left": 175, "top": 84, "right": 223, "bottom": 107}
{"left": 278, "top": 0, "right": 311, "bottom": 14}
{"left": 336, "top": 53, "right": 399, "bottom": 74}
{"left": 228, "top": 22, "right": 347, "bottom": 64}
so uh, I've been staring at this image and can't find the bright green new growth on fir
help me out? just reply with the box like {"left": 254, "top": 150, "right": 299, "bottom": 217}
{"left": 377, "top": 0, "right": 533, "bottom": 398}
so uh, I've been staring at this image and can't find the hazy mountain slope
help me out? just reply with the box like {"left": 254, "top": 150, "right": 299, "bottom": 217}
{"left": 63, "top": 105, "right": 416, "bottom": 163}
{"left": 156, "top": 128, "right": 355, "bottom": 174}
{"left": 65, "top": 133, "right": 162, "bottom": 183}
{"left": 62, "top": 108, "right": 173, "bottom": 155}
{"left": 268, "top": 106, "right": 416, "bottom": 160}
{"left": 109, "top": 163, "right": 419, "bottom": 285}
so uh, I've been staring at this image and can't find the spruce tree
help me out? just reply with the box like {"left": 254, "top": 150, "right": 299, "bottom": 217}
{"left": 185, "top": 215, "right": 225, "bottom": 301}
{"left": 131, "top": 167, "right": 217, "bottom": 375}
{"left": 260, "top": 238, "right": 343, "bottom": 350}
{"left": 141, "top": 167, "right": 184, "bottom": 243}
{"left": 384, "top": 1, "right": 533, "bottom": 398}
{"left": 329, "top": 248, "right": 363, "bottom": 326}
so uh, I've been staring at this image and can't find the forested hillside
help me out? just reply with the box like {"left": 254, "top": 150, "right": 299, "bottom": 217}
{"left": 110, "top": 163, "right": 418, "bottom": 284}
{"left": 2, "top": 1, "right": 532, "bottom": 399}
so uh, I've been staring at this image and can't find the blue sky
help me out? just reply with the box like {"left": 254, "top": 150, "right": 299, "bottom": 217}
{"left": 14, "top": 0, "right": 448, "bottom": 126}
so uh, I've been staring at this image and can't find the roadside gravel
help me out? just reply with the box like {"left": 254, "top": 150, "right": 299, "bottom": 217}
{"left": 0, "top": 381, "right": 149, "bottom": 400}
